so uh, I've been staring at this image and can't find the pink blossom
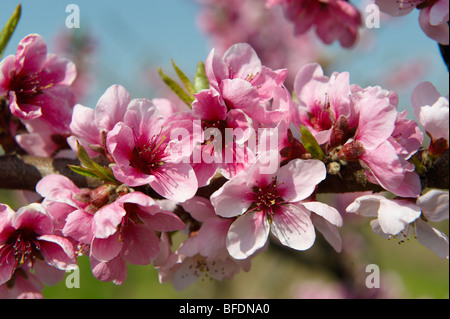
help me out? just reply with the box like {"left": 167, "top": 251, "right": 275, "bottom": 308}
{"left": 154, "top": 197, "right": 251, "bottom": 290}
{"left": 106, "top": 98, "right": 199, "bottom": 201}
{"left": 269, "top": 0, "right": 362, "bottom": 48}
{"left": 346, "top": 189, "right": 449, "bottom": 259}
{"left": 0, "top": 34, "right": 76, "bottom": 130}
{"left": 190, "top": 88, "right": 255, "bottom": 185}
{"left": 68, "top": 84, "right": 131, "bottom": 157}
{"left": 338, "top": 86, "right": 423, "bottom": 198}
{"left": 292, "top": 63, "right": 358, "bottom": 146}
{"left": 36, "top": 174, "right": 120, "bottom": 242}
{"left": 376, "top": 0, "right": 449, "bottom": 44}
{"left": 0, "top": 203, "right": 77, "bottom": 286}
{"left": 411, "top": 81, "right": 449, "bottom": 157}
{"left": 90, "top": 192, "right": 185, "bottom": 284}
{"left": 205, "top": 43, "right": 291, "bottom": 126}
{"left": 210, "top": 150, "right": 342, "bottom": 259}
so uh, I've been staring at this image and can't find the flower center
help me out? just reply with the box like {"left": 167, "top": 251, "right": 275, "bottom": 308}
{"left": 9, "top": 71, "right": 53, "bottom": 102}
{"left": 129, "top": 132, "right": 167, "bottom": 175}
{"left": 0, "top": 231, "right": 42, "bottom": 271}
{"left": 308, "top": 101, "right": 333, "bottom": 132}
{"left": 250, "top": 179, "right": 285, "bottom": 222}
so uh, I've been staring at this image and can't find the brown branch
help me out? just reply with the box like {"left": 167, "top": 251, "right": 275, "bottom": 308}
{"left": 0, "top": 151, "right": 448, "bottom": 195}
{"left": 0, "top": 154, "right": 102, "bottom": 191}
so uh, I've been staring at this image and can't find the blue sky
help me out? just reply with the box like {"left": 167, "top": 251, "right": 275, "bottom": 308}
{"left": 1, "top": 0, "right": 448, "bottom": 115}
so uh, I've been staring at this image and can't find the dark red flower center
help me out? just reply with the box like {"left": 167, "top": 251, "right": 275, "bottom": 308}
{"left": 0, "top": 230, "right": 42, "bottom": 271}
{"left": 129, "top": 132, "right": 167, "bottom": 175}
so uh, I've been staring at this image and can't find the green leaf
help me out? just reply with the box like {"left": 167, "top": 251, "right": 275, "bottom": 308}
{"left": 68, "top": 165, "right": 101, "bottom": 179}
{"left": 193, "top": 61, "right": 209, "bottom": 92}
{"left": 299, "top": 125, "right": 325, "bottom": 160}
{"left": 72, "top": 141, "right": 119, "bottom": 184}
{"left": 0, "top": 4, "right": 21, "bottom": 60}
{"left": 171, "top": 59, "right": 196, "bottom": 97}
{"left": 158, "top": 67, "right": 194, "bottom": 108}
{"left": 76, "top": 140, "right": 94, "bottom": 169}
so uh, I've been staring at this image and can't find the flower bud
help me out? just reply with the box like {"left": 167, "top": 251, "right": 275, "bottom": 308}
{"left": 338, "top": 140, "right": 365, "bottom": 161}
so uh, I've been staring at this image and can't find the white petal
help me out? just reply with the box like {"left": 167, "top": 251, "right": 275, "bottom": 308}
{"left": 417, "top": 189, "right": 449, "bottom": 222}
{"left": 346, "top": 195, "right": 385, "bottom": 217}
{"left": 271, "top": 204, "right": 315, "bottom": 251}
{"left": 415, "top": 219, "right": 449, "bottom": 260}
{"left": 377, "top": 199, "right": 421, "bottom": 235}
{"left": 313, "top": 215, "right": 343, "bottom": 253}
{"left": 226, "top": 211, "right": 270, "bottom": 259}
{"left": 303, "top": 201, "right": 343, "bottom": 227}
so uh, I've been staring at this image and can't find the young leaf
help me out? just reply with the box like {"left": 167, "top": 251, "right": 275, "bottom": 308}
{"left": 158, "top": 67, "right": 194, "bottom": 108}
{"left": 73, "top": 141, "right": 119, "bottom": 184}
{"left": 0, "top": 4, "right": 21, "bottom": 59}
{"left": 68, "top": 165, "right": 102, "bottom": 179}
{"left": 194, "top": 61, "right": 209, "bottom": 92}
{"left": 299, "top": 125, "right": 325, "bottom": 160}
{"left": 171, "top": 59, "right": 196, "bottom": 97}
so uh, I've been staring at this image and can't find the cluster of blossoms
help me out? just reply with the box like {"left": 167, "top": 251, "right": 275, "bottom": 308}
{"left": 0, "top": 25, "right": 448, "bottom": 297}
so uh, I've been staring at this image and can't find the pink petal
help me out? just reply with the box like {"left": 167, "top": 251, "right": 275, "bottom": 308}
{"left": 15, "top": 34, "right": 47, "bottom": 75}
{"left": 271, "top": 204, "right": 315, "bottom": 251}
{"left": 36, "top": 174, "right": 79, "bottom": 198}
{"left": 226, "top": 211, "right": 270, "bottom": 259}
{"left": 94, "top": 84, "right": 130, "bottom": 132}
{"left": 150, "top": 162, "right": 198, "bottom": 202}
{"left": 222, "top": 43, "right": 262, "bottom": 80}
{"left": 196, "top": 218, "right": 233, "bottom": 259}
{"left": 123, "top": 98, "right": 165, "bottom": 138}
{"left": 180, "top": 196, "right": 215, "bottom": 222}
{"left": 419, "top": 8, "right": 449, "bottom": 45}
{"left": 8, "top": 91, "right": 42, "bottom": 120}
{"left": 13, "top": 204, "right": 53, "bottom": 235}
{"left": 359, "top": 141, "right": 405, "bottom": 191}
{"left": 0, "top": 204, "right": 15, "bottom": 244}
{"left": 277, "top": 159, "right": 326, "bottom": 202}
{"left": 220, "top": 78, "right": 260, "bottom": 111}
{"left": 192, "top": 89, "right": 227, "bottom": 121}
{"left": 90, "top": 255, "right": 127, "bottom": 284}
{"left": 121, "top": 223, "right": 160, "bottom": 265}
{"left": 375, "top": 0, "right": 414, "bottom": 16}
{"left": 142, "top": 211, "right": 185, "bottom": 232}
{"left": 38, "top": 234, "right": 77, "bottom": 270}
{"left": 356, "top": 96, "right": 397, "bottom": 150}
{"left": 0, "top": 252, "right": 16, "bottom": 285}
{"left": 429, "top": 0, "right": 449, "bottom": 26}
{"left": 69, "top": 104, "right": 100, "bottom": 146}
{"left": 91, "top": 232, "right": 123, "bottom": 262}
{"left": 41, "top": 54, "right": 76, "bottom": 86}
{"left": 0, "top": 55, "right": 16, "bottom": 95}
{"left": 210, "top": 177, "right": 252, "bottom": 218}
{"left": 92, "top": 203, "right": 126, "bottom": 239}
{"left": 63, "top": 209, "right": 94, "bottom": 244}
{"left": 411, "top": 81, "right": 442, "bottom": 120}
